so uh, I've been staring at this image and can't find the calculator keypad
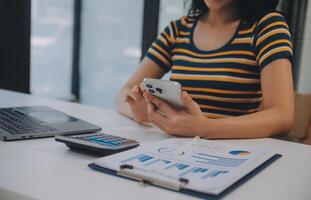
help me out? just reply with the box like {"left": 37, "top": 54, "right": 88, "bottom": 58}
{"left": 72, "top": 133, "right": 138, "bottom": 148}
{"left": 55, "top": 132, "right": 139, "bottom": 156}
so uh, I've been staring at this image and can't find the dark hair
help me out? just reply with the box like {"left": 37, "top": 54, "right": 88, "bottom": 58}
{"left": 188, "top": 0, "right": 280, "bottom": 22}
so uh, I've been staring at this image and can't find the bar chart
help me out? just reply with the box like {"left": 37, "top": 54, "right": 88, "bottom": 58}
{"left": 120, "top": 153, "right": 231, "bottom": 180}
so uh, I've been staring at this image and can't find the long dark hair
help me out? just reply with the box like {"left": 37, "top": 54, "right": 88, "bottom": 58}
{"left": 188, "top": 0, "right": 280, "bottom": 22}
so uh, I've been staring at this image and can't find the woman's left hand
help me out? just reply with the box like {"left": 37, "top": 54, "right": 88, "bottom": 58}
{"left": 143, "top": 91, "right": 208, "bottom": 137}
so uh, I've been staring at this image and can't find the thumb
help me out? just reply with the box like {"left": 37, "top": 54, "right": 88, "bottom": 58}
{"left": 181, "top": 91, "right": 201, "bottom": 114}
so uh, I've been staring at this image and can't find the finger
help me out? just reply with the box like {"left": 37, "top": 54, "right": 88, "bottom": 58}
{"left": 125, "top": 95, "right": 134, "bottom": 104}
{"left": 144, "top": 93, "right": 176, "bottom": 117}
{"left": 128, "top": 85, "right": 143, "bottom": 101}
{"left": 127, "top": 90, "right": 137, "bottom": 101}
{"left": 139, "top": 82, "right": 145, "bottom": 92}
{"left": 146, "top": 100, "right": 177, "bottom": 135}
{"left": 134, "top": 85, "right": 144, "bottom": 99}
{"left": 181, "top": 91, "right": 201, "bottom": 114}
{"left": 147, "top": 102, "right": 168, "bottom": 126}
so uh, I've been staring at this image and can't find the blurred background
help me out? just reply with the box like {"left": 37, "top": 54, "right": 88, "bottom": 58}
{"left": 0, "top": 0, "right": 310, "bottom": 109}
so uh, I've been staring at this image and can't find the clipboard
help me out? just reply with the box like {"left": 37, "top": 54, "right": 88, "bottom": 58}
{"left": 88, "top": 154, "right": 281, "bottom": 199}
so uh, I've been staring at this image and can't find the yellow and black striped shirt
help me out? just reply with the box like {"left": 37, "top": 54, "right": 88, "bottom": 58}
{"left": 146, "top": 12, "right": 293, "bottom": 119}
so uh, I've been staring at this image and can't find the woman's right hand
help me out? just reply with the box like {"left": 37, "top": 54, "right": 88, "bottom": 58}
{"left": 125, "top": 84, "right": 149, "bottom": 123}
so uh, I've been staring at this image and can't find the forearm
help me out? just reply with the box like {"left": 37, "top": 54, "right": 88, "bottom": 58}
{"left": 197, "top": 109, "right": 294, "bottom": 139}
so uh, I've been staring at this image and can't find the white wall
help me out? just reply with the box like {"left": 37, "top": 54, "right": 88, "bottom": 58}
{"left": 297, "top": 2, "right": 311, "bottom": 93}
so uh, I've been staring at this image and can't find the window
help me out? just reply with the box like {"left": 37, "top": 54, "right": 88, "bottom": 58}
{"left": 79, "top": 0, "right": 144, "bottom": 109}
{"left": 31, "top": 0, "right": 74, "bottom": 100}
{"left": 29, "top": 0, "right": 310, "bottom": 107}
{"left": 158, "top": 0, "right": 185, "bottom": 32}
{"left": 30, "top": 0, "right": 185, "bottom": 108}
{"left": 297, "top": 1, "right": 311, "bottom": 93}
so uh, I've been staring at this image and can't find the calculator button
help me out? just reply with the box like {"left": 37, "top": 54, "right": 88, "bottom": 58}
{"left": 98, "top": 139, "right": 109, "bottom": 143}
{"left": 110, "top": 141, "right": 120, "bottom": 145}
{"left": 100, "top": 141, "right": 111, "bottom": 145}
{"left": 92, "top": 138, "right": 105, "bottom": 143}
{"left": 88, "top": 140, "right": 100, "bottom": 144}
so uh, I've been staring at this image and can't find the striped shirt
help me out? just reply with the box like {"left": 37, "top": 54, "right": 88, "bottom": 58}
{"left": 146, "top": 12, "right": 293, "bottom": 119}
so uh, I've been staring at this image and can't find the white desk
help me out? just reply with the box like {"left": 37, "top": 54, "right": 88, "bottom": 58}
{"left": 0, "top": 89, "right": 311, "bottom": 200}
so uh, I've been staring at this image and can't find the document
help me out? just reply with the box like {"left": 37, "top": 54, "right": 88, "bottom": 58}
{"left": 92, "top": 138, "right": 277, "bottom": 195}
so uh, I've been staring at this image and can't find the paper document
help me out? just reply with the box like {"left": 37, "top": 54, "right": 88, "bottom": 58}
{"left": 93, "top": 138, "right": 276, "bottom": 195}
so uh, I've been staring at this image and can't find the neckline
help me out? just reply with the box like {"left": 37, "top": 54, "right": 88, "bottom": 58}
{"left": 189, "top": 15, "right": 242, "bottom": 54}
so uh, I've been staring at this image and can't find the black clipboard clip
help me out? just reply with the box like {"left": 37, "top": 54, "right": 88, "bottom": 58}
{"left": 118, "top": 164, "right": 189, "bottom": 191}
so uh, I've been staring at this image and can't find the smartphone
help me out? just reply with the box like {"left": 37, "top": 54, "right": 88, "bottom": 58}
{"left": 142, "top": 78, "right": 186, "bottom": 110}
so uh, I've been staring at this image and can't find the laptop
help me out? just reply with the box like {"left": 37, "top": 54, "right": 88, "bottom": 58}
{"left": 0, "top": 106, "right": 101, "bottom": 141}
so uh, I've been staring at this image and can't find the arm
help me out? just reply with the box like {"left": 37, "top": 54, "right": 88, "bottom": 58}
{"left": 202, "top": 59, "right": 294, "bottom": 138}
{"left": 144, "top": 59, "right": 294, "bottom": 139}
{"left": 115, "top": 57, "right": 166, "bottom": 122}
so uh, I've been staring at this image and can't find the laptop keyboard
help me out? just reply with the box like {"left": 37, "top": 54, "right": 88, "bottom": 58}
{"left": 0, "top": 108, "right": 58, "bottom": 135}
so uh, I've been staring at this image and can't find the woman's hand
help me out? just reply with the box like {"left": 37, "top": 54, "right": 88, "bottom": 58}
{"left": 125, "top": 84, "right": 149, "bottom": 123}
{"left": 143, "top": 91, "right": 208, "bottom": 137}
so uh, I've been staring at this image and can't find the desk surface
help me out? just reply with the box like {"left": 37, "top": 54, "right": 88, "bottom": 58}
{"left": 0, "top": 89, "right": 311, "bottom": 200}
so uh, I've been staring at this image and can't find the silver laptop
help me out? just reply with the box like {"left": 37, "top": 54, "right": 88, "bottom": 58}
{"left": 0, "top": 106, "right": 101, "bottom": 141}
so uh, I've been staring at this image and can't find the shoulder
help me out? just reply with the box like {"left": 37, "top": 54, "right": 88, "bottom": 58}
{"left": 252, "top": 12, "right": 293, "bottom": 69}
{"left": 254, "top": 11, "right": 290, "bottom": 36}
{"left": 170, "top": 15, "right": 197, "bottom": 28}
{"left": 257, "top": 11, "right": 288, "bottom": 24}
{"left": 166, "top": 15, "right": 197, "bottom": 37}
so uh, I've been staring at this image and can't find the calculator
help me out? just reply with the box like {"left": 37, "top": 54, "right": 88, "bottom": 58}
{"left": 55, "top": 133, "right": 139, "bottom": 156}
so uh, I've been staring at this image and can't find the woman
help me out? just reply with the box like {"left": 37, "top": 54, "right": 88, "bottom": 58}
{"left": 116, "top": 0, "right": 294, "bottom": 139}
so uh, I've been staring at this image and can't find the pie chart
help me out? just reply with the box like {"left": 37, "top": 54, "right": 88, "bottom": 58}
{"left": 229, "top": 150, "right": 250, "bottom": 156}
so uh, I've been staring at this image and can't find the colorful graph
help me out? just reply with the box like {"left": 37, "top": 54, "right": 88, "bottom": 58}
{"left": 192, "top": 153, "right": 247, "bottom": 167}
{"left": 203, "top": 170, "right": 228, "bottom": 179}
{"left": 229, "top": 150, "right": 251, "bottom": 156}
{"left": 121, "top": 154, "right": 153, "bottom": 163}
{"left": 165, "top": 163, "right": 189, "bottom": 170}
{"left": 119, "top": 153, "right": 232, "bottom": 180}
{"left": 179, "top": 167, "right": 208, "bottom": 177}
{"left": 144, "top": 159, "right": 171, "bottom": 166}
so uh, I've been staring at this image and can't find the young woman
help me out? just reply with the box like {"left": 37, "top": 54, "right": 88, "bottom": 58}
{"left": 116, "top": 0, "right": 294, "bottom": 139}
